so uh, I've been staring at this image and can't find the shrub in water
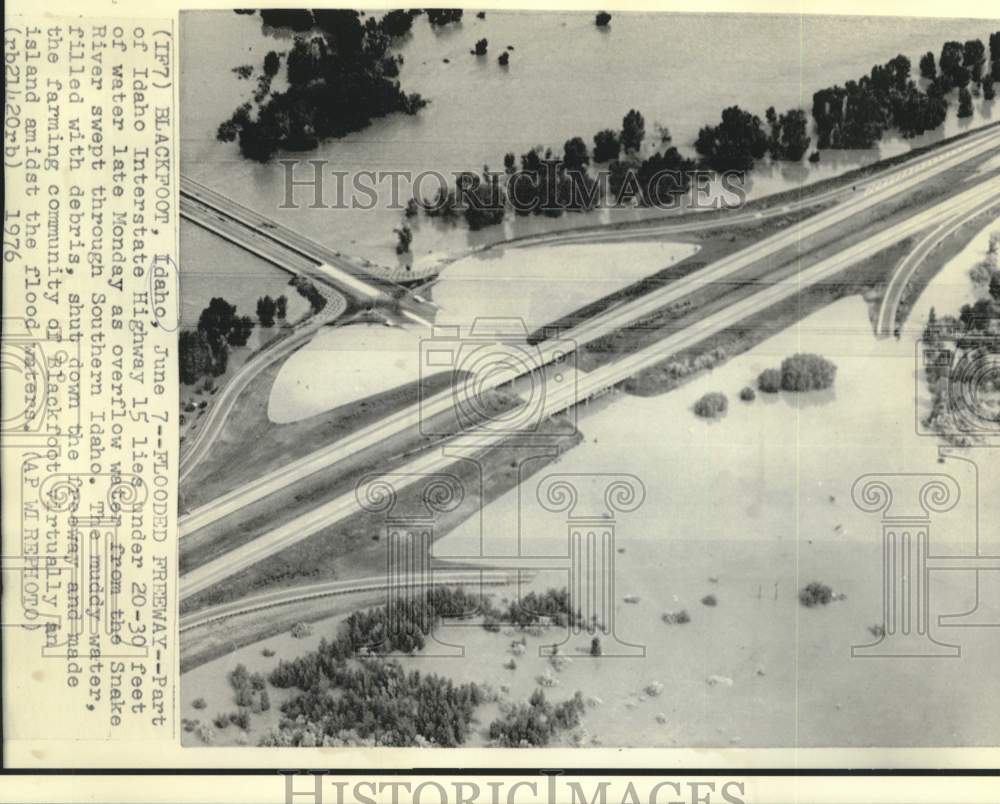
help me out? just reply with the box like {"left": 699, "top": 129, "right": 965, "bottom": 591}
{"left": 799, "top": 582, "right": 834, "bottom": 607}
{"left": 780, "top": 353, "right": 837, "bottom": 392}
{"left": 694, "top": 392, "right": 728, "bottom": 419}
{"left": 757, "top": 368, "right": 782, "bottom": 393}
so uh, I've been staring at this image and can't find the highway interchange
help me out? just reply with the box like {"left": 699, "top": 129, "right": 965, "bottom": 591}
{"left": 178, "top": 123, "right": 1000, "bottom": 626}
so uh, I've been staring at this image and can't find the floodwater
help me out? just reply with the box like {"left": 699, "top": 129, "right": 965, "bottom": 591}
{"left": 267, "top": 240, "right": 697, "bottom": 422}
{"left": 433, "top": 241, "right": 700, "bottom": 332}
{"left": 183, "top": 221, "right": 1000, "bottom": 748}
{"left": 179, "top": 220, "right": 310, "bottom": 328}
{"left": 267, "top": 323, "right": 421, "bottom": 423}
{"left": 180, "top": 10, "right": 998, "bottom": 264}
{"left": 420, "top": 220, "right": 1000, "bottom": 747}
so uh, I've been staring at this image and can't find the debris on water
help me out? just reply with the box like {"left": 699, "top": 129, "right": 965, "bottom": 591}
{"left": 829, "top": 495, "right": 836, "bottom": 503}
{"left": 510, "top": 642, "right": 526, "bottom": 656}
{"left": 701, "top": 594, "right": 718, "bottom": 607}
{"left": 550, "top": 654, "right": 571, "bottom": 672}
{"left": 616, "top": 546, "right": 625, "bottom": 553}
{"left": 662, "top": 609, "right": 691, "bottom": 625}
{"left": 504, "top": 658, "right": 517, "bottom": 670}
{"left": 626, "top": 700, "right": 637, "bottom": 709}
{"left": 586, "top": 696, "right": 603, "bottom": 708}
{"left": 707, "top": 675, "right": 734, "bottom": 688}
{"left": 868, "top": 624, "right": 886, "bottom": 638}
{"left": 537, "top": 669, "right": 560, "bottom": 687}
{"left": 655, "top": 713, "right": 668, "bottom": 724}
{"left": 499, "top": 684, "right": 510, "bottom": 695}
{"left": 755, "top": 666, "right": 766, "bottom": 677}
{"left": 708, "top": 576, "right": 719, "bottom": 584}
{"left": 645, "top": 681, "right": 664, "bottom": 697}
{"left": 730, "top": 736, "right": 742, "bottom": 745}
{"left": 834, "top": 524, "right": 843, "bottom": 533}
{"left": 623, "top": 594, "right": 641, "bottom": 604}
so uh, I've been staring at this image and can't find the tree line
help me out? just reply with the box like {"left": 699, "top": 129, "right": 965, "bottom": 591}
{"left": 179, "top": 292, "right": 292, "bottom": 385}
{"left": 418, "top": 28, "right": 998, "bottom": 235}
{"left": 261, "top": 585, "right": 588, "bottom": 747}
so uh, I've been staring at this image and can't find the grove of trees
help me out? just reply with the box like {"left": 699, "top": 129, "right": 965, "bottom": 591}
{"left": 217, "top": 10, "right": 427, "bottom": 162}
{"left": 695, "top": 106, "right": 769, "bottom": 172}
{"left": 179, "top": 297, "right": 255, "bottom": 385}
{"left": 259, "top": 585, "right": 592, "bottom": 747}
{"left": 778, "top": 353, "right": 838, "bottom": 392}
{"left": 488, "top": 689, "right": 586, "bottom": 747}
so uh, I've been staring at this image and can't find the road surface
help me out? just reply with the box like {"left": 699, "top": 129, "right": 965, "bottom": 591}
{"left": 181, "top": 175, "right": 435, "bottom": 321}
{"left": 179, "top": 300, "right": 346, "bottom": 481}
{"left": 875, "top": 194, "right": 1000, "bottom": 338}
{"left": 180, "top": 571, "right": 525, "bottom": 633}
{"left": 178, "top": 125, "right": 1000, "bottom": 538}
{"left": 179, "top": 172, "right": 1000, "bottom": 602}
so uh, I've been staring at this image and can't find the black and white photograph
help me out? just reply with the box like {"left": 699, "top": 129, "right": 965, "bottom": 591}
{"left": 172, "top": 7, "right": 1000, "bottom": 750}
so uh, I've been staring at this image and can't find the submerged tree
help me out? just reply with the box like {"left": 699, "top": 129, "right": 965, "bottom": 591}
{"left": 621, "top": 109, "right": 645, "bottom": 155}
{"left": 592, "top": 129, "right": 621, "bottom": 163}
{"left": 765, "top": 107, "right": 811, "bottom": 161}
{"left": 695, "top": 105, "right": 769, "bottom": 172}
{"left": 919, "top": 50, "right": 937, "bottom": 80}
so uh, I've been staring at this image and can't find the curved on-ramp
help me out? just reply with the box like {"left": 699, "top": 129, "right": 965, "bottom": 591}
{"left": 876, "top": 194, "right": 1000, "bottom": 339}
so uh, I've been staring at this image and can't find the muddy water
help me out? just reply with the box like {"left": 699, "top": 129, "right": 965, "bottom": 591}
{"left": 185, "top": 222, "right": 1000, "bottom": 747}
{"left": 180, "top": 11, "right": 998, "bottom": 264}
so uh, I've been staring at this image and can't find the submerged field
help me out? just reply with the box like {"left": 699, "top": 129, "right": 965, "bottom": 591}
{"left": 181, "top": 220, "right": 1000, "bottom": 748}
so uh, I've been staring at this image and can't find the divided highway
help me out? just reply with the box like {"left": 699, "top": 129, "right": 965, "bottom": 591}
{"left": 180, "top": 170, "right": 1000, "bottom": 602}
{"left": 179, "top": 124, "right": 1000, "bottom": 539}
{"left": 180, "top": 175, "right": 434, "bottom": 320}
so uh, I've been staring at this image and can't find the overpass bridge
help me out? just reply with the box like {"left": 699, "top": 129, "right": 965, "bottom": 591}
{"left": 179, "top": 174, "right": 436, "bottom": 324}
